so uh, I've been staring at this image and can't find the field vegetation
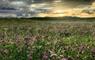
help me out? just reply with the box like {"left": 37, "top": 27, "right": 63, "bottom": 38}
{"left": 0, "top": 18, "right": 95, "bottom": 60}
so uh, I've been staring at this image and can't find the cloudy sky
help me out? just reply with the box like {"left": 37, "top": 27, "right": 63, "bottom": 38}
{"left": 0, "top": 0, "right": 94, "bottom": 17}
{"left": 0, "top": 0, "right": 93, "bottom": 10}
{"left": 0, "top": 0, "right": 93, "bottom": 7}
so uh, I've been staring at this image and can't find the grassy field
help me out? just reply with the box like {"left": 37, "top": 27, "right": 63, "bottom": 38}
{"left": 0, "top": 18, "right": 95, "bottom": 60}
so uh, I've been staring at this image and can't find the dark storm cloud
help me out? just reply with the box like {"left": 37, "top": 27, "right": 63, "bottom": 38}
{"left": 29, "top": 0, "right": 94, "bottom": 3}
{"left": 0, "top": 0, "right": 94, "bottom": 6}
{"left": 24, "top": 0, "right": 94, "bottom": 7}
{"left": 63, "top": 0, "right": 94, "bottom": 4}
{"left": 0, "top": 0, "right": 94, "bottom": 10}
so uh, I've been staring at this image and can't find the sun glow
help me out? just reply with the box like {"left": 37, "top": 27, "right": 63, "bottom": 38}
{"left": 36, "top": 1, "right": 95, "bottom": 18}
{"left": 52, "top": 9, "right": 64, "bottom": 13}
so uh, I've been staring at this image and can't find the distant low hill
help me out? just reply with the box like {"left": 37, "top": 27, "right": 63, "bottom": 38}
{"left": 31, "top": 16, "right": 95, "bottom": 21}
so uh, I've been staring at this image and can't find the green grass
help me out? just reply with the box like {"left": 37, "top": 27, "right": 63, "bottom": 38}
{"left": 0, "top": 18, "right": 95, "bottom": 60}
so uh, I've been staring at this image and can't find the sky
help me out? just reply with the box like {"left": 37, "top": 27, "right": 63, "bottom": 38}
{"left": 0, "top": 0, "right": 95, "bottom": 17}
{"left": 0, "top": 0, "right": 93, "bottom": 9}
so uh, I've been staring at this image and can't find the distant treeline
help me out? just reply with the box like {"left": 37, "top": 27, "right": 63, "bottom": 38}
{"left": 0, "top": 17, "right": 95, "bottom": 22}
